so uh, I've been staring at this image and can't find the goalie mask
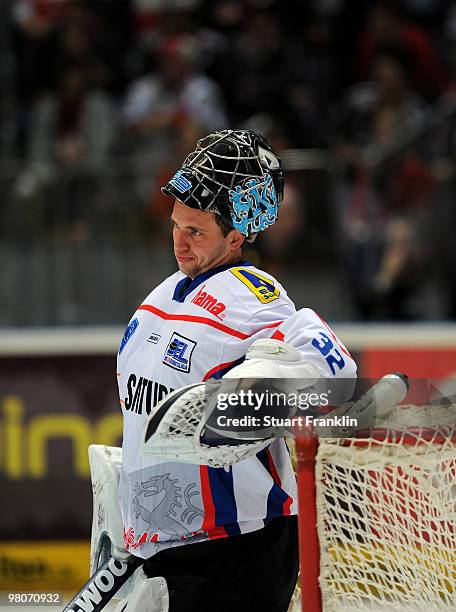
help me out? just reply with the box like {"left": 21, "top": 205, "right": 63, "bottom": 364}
{"left": 161, "top": 130, "right": 285, "bottom": 242}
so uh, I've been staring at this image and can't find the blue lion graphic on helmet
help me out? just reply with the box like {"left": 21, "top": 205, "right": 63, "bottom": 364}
{"left": 229, "top": 174, "right": 279, "bottom": 236}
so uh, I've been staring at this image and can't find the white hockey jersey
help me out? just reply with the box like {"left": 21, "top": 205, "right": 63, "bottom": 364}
{"left": 117, "top": 260, "right": 357, "bottom": 559}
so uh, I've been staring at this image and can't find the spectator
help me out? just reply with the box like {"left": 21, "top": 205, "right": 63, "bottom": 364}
{"left": 11, "top": 0, "right": 68, "bottom": 98}
{"left": 372, "top": 216, "right": 430, "bottom": 319}
{"left": 55, "top": 2, "right": 119, "bottom": 94}
{"left": 256, "top": 181, "right": 305, "bottom": 277}
{"left": 332, "top": 43, "right": 434, "bottom": 319}
{"left": 11, "top": 0, "right": 68, "bottom": 154}
{"left": 216, "top": 9, "right": 325, "bottom": 146}
{"left": 11, "top": 0, "right": 129, "bottom": 159}
{"left": 26, "top": 62, "right": 118, "bottom": 170}
{"left": 355, "top": 1, "right": 449, "bottom": 101}
{"left": 15, "top": 62, "right": 119, "bottom": 239}
{"left": 123, "top": 33, "right": 228, "bottom": 204}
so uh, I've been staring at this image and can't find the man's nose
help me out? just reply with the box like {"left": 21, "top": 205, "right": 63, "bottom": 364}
{"left": 173, "top": 228, "right": 189, "bottom": 251}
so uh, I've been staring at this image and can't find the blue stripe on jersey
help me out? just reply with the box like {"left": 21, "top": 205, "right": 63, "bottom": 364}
{"left": 209, "top": 356, "right": 245, "bottom": 380}
{"left": 172, "top": 260, "right": 253, "bottom": 302}
{"left": 257, "top": 448, "right": 289, "bottom": 523}
{"left": 207, "top": 466, "right": 241, "bottom": 536}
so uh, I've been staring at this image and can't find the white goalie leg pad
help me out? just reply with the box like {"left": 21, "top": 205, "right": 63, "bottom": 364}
{"left": 111, "top": 571, "right": 169, "bottom": 612}
{"left": 89, "top": 445, "right": 128, "bottom": 573}
{"left": 89, "top": 445, "right": 145, "bottom": 604}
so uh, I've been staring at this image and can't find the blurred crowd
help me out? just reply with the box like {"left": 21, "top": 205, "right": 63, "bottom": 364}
{"left": 3, "top": 0, "right": 456, "bottom": 322}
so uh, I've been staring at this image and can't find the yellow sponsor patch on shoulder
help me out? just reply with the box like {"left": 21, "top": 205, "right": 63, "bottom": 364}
{"left": 230, "top": 267, "right": 280, "bottom": 304}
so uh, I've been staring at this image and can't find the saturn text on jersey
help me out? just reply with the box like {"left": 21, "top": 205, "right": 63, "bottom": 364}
{"left": 124, "top": 374, "right": 173, "bottom": 415}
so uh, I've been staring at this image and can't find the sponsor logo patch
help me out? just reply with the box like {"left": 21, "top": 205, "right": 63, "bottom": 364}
{"left": 230, "top": 267, "right": 280, "bottom": 304}
{"left": 119, "top": 318, "right": 139, "bottom": 354}
{"left": 169, "top": 170, "right": 192, "bottom": 194}
{"left": 147, "top": 332, "right": 161, "bottom": 344}
{"left": 163, "top": 332, "right": 196, "bottom": 373}
{"left": 191, "top": 284, "right": 226, "bottom": 319}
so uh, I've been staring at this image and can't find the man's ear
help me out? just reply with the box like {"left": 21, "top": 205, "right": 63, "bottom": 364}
{"left": 228, "top": 230, "right": 245, "bottom": 250}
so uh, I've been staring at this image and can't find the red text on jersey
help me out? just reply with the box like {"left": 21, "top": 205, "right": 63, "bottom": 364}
{"left": 191, "top": 285, "right": 226, "bottom": 320}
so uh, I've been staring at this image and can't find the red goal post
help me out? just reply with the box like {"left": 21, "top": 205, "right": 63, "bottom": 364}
{"left": 295, "top": 425, "right": 321, "bottom": 611}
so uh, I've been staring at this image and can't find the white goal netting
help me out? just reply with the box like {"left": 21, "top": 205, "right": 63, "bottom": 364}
{"left": 311, "top": 403, "right": 456, "bottom": 612}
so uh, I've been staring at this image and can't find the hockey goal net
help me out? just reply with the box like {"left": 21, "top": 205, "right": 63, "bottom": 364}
{"left": 293, "top": 402, "right": 456, "bottom": 612}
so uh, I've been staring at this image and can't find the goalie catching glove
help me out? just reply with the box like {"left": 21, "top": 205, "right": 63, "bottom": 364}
{"left": 141, "top": 339, "right": 320, "bottom": 468}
